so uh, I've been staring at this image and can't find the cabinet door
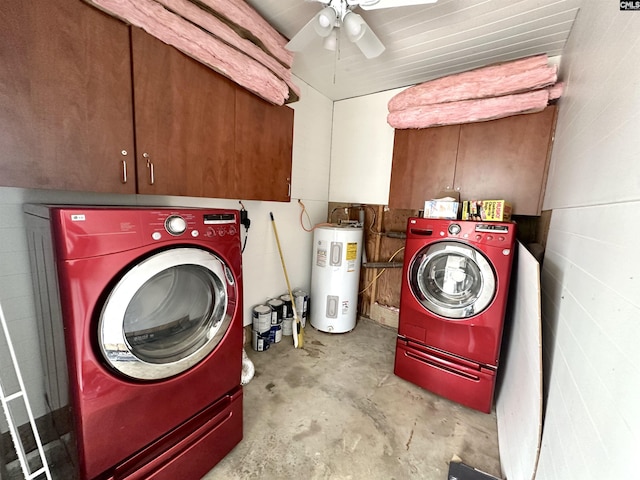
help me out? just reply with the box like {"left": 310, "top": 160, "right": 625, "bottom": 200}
{"left": 234, "top": 87, "right": 294, "bottom": 202}
{"left": 0, "top": 0, "right": 135, "bottom": 193}
{"left": 131, "top": 28, "right": 236, "bottom": 198}
{"left": 388, "top": 125, "right": 460, "bottom": 209}
{"left": 454, "top": 105, "right": 557, "bottom": 215}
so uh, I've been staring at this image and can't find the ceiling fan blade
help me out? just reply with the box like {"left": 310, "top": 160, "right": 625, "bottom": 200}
{"left": 357, "top": 0, "right": 438, "bottom": 11}
{"left": 343, "top": 12, "right": 385, "bottom": 59}
{"left": 285, "top": 15, "right": 321, "bottom": 52}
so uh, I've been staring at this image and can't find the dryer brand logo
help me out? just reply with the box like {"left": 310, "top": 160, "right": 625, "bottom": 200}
{"left": 621, "top": 1, "right": 640, "bottom": 9}
{"left": 70, "top": 214, "right": 86, "bottom": 221}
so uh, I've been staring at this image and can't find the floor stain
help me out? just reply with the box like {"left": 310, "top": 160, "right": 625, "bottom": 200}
{"left": 406, "top": 422, "right": 416, "bottom": 450}
{"left": 292, "top": 419, "right": 322, "bottom": 442}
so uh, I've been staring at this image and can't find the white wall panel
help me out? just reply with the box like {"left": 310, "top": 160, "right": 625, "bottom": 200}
{"left": 544, "top": 7, "right": 640, "bottom": 209}
{"left": 537, "top": 2, "right": 640, "bottom": 479}
{"left": 539, "top": 209, "right": 640, "bottom": 471}
{"left": 329, "top": 88, "right": 401, "bottom": 205}
{"left": 290, "top": 77, "right": 333, "bottom": 201}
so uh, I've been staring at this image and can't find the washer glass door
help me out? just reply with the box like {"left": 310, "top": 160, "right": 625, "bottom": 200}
{"left": 99, "top": 247, "right": 234, "bottom": 380}
{"left": 409, "top": 241, "right": 495, "bottom": 319}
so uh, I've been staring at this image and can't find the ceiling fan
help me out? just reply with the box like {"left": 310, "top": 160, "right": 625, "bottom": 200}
{"left": 286, "top": 0, "right": 438, "bottom": 59}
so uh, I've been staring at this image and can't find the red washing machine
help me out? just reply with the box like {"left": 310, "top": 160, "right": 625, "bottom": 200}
{"left": 24, "top": 205, "right": 244, "bottom": 480}
{"left": 394, "top": 217, "right": 516, "bottom": 413}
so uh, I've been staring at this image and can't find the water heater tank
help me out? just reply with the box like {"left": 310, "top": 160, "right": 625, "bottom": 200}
{"left": 310, "top": 224, "right": 363, "bottom": 333}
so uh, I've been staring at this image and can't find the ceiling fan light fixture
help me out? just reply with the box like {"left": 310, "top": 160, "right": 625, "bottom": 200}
{"left": 343, "top": 11, "right": 364, "bottom": 41}
{"left": 314, "top": 7, "right": 337, "bottom": 37}
{"left": 354, "top": 25, "right": 386, "bottom": 58}
{"left": 342, "top": 11, "right": 385, "bottom": 59}
{"left": 323, "top": 29, "right": 338, "bottom": 51}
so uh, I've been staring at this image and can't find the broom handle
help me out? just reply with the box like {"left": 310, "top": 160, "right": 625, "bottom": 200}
{"left": 269, "top": 212, "right": 304, "bottom": 349}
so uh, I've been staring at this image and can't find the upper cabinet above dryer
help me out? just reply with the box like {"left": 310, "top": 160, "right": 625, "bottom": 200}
{"left": 234, "top": 87, "right": 294, "bottom": 202}
{"left": 0, "top": 0, "right": 136, "bottom": 194}
{"left": 131, "top": 28, "right": 237, "bottom": 199}
{"left": 389, "top": 105, "right": 558, "bottom": 216}
{"left": 0, "top": 0, "right": 294, "bottom": 202}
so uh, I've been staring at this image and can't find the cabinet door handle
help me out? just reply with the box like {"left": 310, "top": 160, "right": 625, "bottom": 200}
{"left": 144, "top": 152, "right": 155, "bottom": 185}
{"left": 121, "top": 150, "right": 128, "bottom": 184}
{"left": 121, "top": 159, "right": 128, "bottom": 184}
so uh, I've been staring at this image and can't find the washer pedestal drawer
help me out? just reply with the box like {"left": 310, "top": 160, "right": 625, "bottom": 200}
{"left": 394, "top": 339, "right": 496, "bottom": 413}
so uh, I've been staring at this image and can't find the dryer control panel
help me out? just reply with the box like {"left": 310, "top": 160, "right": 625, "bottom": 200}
{"left": 149, "top": 210, "right": 238, "bottom": 241}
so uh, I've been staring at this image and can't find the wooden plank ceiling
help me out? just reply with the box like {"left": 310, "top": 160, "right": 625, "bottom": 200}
{"left": 245, "top": 0, "right": 583, "bottom": 101}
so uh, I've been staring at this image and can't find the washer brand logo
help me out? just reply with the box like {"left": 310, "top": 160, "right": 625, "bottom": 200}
{"left": 621, "top": 1, "right": 640, "bottom": 9}
{"left": 71, "top": 214, "right": 86, "bottom": 221}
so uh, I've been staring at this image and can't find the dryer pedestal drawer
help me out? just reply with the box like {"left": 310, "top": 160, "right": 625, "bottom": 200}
{"left": 107, "top": 386, "right": 243, "bottom": 480}
{"left": 394, "top": 339, "right": 496, "bottom": 413}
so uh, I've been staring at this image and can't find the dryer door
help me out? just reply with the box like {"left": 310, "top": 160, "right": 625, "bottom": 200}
{"left": 409, "top": 241, "right": 495, "bottom": 319}
{"left": 99, "top": 247, "right": 234, "bottom": 380}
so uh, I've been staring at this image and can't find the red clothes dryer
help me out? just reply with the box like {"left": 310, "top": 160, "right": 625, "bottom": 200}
{"left": 394, "top": 217, "right": 516, "bottom": 413}
{"left": 25, "top": 205, "right": 244, "bottom": 480}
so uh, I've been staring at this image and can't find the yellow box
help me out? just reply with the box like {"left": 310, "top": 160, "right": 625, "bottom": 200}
{"left": 462, "top": 200, "right": 512, "bottom": 221}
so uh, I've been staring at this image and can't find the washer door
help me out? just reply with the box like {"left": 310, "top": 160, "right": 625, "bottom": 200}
{"left": 99, "top": 247, "right": 234, "bottom": 381}
{"left": 409, "top": 241, "right": 496, "bottom": 319}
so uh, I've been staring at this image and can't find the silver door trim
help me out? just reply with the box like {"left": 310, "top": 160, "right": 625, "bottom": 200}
{"left": 410, "top": 241, "right": 496, "bottom": 319}
{"left": 99, "top": 247, "right": 232, "bottom": 381}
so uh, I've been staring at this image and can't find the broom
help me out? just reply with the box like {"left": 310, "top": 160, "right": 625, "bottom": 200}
{"left": 269, "top": 212, "right": 304, "bottom": 349}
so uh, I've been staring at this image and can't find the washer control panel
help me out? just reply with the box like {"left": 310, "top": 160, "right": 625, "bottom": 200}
{"left": 409, "top": 218, "right": 515, "bottom": 248}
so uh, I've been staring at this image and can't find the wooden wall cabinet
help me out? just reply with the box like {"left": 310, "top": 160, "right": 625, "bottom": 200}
{"left": 389, "top": 105, "right": 557, "bottom": 216}
{"left": 0, "top": 0, "right": 294, "bottom": 202}
{"left": 389, "top": 124, "right": 460, "bottom": 207}
{"left": 0, "top": 0, "right": 135, "bottom": 194}
{"left": 131, "top": 28, "right": 237, "bottom": 199}
{"left": 235, "top": 87, "right": 294, "bottom": 202}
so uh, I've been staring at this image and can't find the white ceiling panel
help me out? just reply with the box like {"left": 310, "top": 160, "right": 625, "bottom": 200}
{"left": 244, "top": 0, "right": 583, "bottom": 101}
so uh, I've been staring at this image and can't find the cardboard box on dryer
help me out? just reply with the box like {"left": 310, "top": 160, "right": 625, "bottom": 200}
{"left": 423, "top": 200, "right": 459, "bottom": 219}
{"left": 462, "top": 200, "right": 512, "bottom": 221}
{"left": 423, "top": 191, "right": 460, "bottom": 219}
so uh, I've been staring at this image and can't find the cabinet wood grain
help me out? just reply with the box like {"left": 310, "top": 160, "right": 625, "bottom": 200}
{"left": 131, "top": 28, "right": 237, "bottom": 198}
{"left": 389, "top": 125, "right": 460, "bottom": 209}
{"left": 234, "top": 87, "right": 293, "bottom": 202}
{"left": 455, "top": 105, "right": 557, "bottom": 215}
{"left": 0, "top": 0, "right": 135, "bottom": 193}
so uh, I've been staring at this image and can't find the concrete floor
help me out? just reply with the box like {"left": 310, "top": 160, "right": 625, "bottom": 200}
{"left": 205, "top": 318, "right": 502, "bottom": 480}
{"left": 2, "top": 317, "right": 501, "bottom": 479}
